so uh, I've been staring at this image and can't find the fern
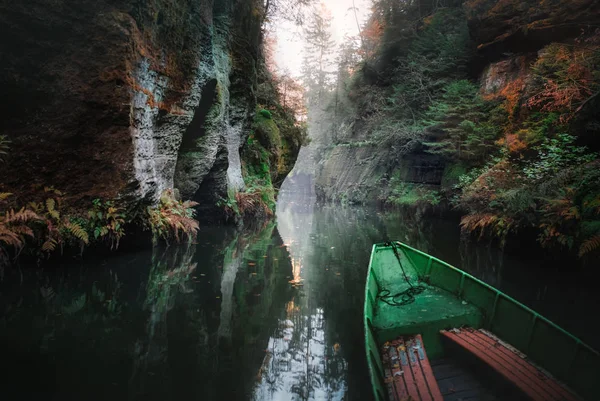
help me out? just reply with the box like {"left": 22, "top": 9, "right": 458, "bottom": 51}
{"left": 0, "top": 208, "right": 41, "bottom": 261}
{"left": 0, "top": 193, "right": 12, "bottom": 201}
{"left": 64, "top": 222, "right": 89, "bottom": 245}
{"left": 4, "top": 208, "right": 41, "bottom": 224}
{"left": 0, "top": 226, "right": 22, "bottom": 249}
{"left": 0, "top": 135, "right": 9, "bottom": 163}
{"left": 62, "top": 294, "right": 87, "bottom": 315}
{"left": 147, "top": 189, "right": 199, "bottom": 244}
{"left": 41, "top": 238, "right": 58, "bottom": 252}
{"left": 46, "top": 198, "right": 60, "bottom": 220}
{"left": 579, "top": 235, "right": 600, "bottom": 257}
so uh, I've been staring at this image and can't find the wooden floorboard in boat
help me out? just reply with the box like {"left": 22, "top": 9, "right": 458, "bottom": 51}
{"left": 382, "top": 335, "right": 443, "bottom": 401}
{"left": 431, "top": 358, "right": 526, "bottom": 401}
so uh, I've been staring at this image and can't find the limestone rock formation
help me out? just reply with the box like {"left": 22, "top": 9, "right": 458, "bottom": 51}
{"left": 0, "top": 0, "right": 285, "bottom": 218}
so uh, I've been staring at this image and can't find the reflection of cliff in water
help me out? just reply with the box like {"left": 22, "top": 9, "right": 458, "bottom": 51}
{"left": 0, "top": 222, "right": 296, "bottom": 401}
{"left": 129, "top": 243, "right": 199, "bottom": 399}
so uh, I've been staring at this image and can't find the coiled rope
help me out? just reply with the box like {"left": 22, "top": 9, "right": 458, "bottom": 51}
{"left": 377, "top": 241, "right": 425, "bottom": 307}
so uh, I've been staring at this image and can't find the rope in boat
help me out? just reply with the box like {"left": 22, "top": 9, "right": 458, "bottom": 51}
{"left": 377, "top": 241, "right": 425, "bottom": 307}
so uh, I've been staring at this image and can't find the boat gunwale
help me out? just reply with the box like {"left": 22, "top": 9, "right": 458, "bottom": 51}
{"left": 364, "top": 244, "right": 385, "bottom": 401}
{"left": 389, "top": 241, "right": 599, "bottom": 357}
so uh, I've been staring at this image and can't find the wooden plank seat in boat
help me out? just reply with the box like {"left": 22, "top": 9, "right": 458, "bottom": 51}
{"left": 441, "top": 328, "right": 579, "bottom": 401}
{"left": 381, "top": 334, "right": 443, "bottom": 401}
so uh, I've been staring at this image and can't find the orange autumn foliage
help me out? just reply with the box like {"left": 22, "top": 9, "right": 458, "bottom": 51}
{"left": 503, "top": 133, "right": 527, "bottom": 154}
{"left": 484, "top": 77, "right": 526, "bottom": 122}
{"left": 527, "top": 42, "right": 598, "bottom": 123}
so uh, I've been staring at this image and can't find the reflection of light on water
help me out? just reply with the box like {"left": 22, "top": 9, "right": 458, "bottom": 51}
{"left": 263, "top": 186, "right": 347, "bottom": 400}
{"left": 288, "top": 257, "right": 304, "bottom": 286}
{"left": 254, "top": 303, "right": 347, "bottom": 401}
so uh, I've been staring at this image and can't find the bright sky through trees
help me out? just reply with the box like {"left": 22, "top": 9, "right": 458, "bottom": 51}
{"left": 272, "top": 0, "right": 369, "bottom": 77}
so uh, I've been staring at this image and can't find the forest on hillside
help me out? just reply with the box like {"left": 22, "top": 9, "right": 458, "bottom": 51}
{"left": 292, "top": 0, "right": 600, "bottom": 261}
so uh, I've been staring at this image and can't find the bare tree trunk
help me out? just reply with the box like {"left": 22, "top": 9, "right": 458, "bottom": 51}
{"left": 352, "top": 0, "right": 365, "bottom": 50}
{"left": 265, "top": 0, "right": 270, "bottom": 17}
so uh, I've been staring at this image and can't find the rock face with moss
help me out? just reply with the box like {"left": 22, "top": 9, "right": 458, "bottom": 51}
{"left": 0, "top": 0, "right": 298, "bottom": 221}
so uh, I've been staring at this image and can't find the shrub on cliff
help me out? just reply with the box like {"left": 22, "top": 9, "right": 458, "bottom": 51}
{"left": 253, "top": 108, "right": 282, "bottom": 151}
{"left": 147, "top": 189, "right": 199, "bottom": 245}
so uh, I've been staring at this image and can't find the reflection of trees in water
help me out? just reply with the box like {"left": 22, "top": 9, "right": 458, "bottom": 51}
{"left": 459, "top": 239, "right": 505, "bottom": 287}
{"left": 272, "top": 197, "right": 467, "bottom": 400}
{"left": 209, "top": 221, "right": 295, "bottom": 400}
{"left": 254, "top": 299, "right": 347, "bottom": 401}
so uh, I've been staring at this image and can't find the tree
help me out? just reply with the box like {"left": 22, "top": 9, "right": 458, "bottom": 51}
{"left": 301, "top": 3, "right": 336, "bottom": 108}
{"left": 264, "top": 0, "right": 315, "bottom": 24}
{"left": 277, "top": 71, "right": 307, "bottom": 119}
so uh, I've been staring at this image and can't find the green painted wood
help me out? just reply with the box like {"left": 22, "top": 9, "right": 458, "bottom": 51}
{"left": 364, "top": 241, "right": 600, "bottom": 401}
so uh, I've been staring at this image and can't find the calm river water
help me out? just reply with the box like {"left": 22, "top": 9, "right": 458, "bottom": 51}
{"left": 0, "top": 187, "right": 598, "bottom": 400}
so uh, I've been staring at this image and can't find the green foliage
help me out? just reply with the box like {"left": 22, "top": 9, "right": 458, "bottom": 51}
{"left": 147, "top": 189, "right": 199, "bottom": 245}
{"left": 237, "top": 137, "right": 277, "bottom": 219}
{"left": 387, "top": 172, "right": 441, "bottom": 207}
{"left": 424, "top": 80, "right": 502, "bottom": 162}
{"left": 217, "top": 189, "right": 240, "bottom": 218}
{"left": 0, "top": 189, "right": 104, "bottom": 259}
{"left": 447, "top": 32, "right": 600, "bottom": 257}
{"left": 25, "top": 188, "right": 90, "bottom": 254}
{"left": 253, "top": 108, "right": 282, "bottom": 150}
{"left": 88, "top": 199, "right": 126, "bottom": 250}
{"left": 523, "top": 134, "right": 597, "bottom": 182}
{"left": 386, "top": 8, "right": 472, "bottom": 119}
{"left": 441, "top": 163, "right": 468, "bottom": 189}
{"left": 259, "top": 109, "right": 273, "bottom": 119}
{"left": 323, "top": 1, "right": 600, "bottom": 259}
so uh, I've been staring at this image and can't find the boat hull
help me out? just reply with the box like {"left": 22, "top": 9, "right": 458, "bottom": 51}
{"left": 364, "top": 242, "right": 599, "bottom": 401}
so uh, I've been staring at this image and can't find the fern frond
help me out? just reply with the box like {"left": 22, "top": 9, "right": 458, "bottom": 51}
{"left": 4, "top": 208, "right": 41, "bottom": 224}
{"left": 64, "top": 222, "right": 89, "bottom": 244}
{"left": 460, "top": 213, "right": 498, "bottom": 232}
{"left": 62, "top": 294, "right": 87, "bottom": 315}
{"left": 182, "top": 201, "right": 200, "bottom": 209}
{"left": 579, "top": 235, "right": 600, "bottom": 257}
{"left": 45, "top": 198, "right": 60, "bottom": 220}
{"left": 9, "top": 225, "right": 34, "bottom": 238}
{"left": 44, "top": 187, "right": 63, "bottom": 196}
{"left": 42, "top": 238, "right": 58, "bottom": 252}
{"left": 0, "top": 228, "right": 23, "bottom": 249}
{"left": 0, "top": 135, "right": 9, "bottom": 163}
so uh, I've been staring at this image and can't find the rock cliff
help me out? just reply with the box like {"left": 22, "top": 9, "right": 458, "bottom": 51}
{"left": 0, "top": 0, "right": 293, "bottom": 219}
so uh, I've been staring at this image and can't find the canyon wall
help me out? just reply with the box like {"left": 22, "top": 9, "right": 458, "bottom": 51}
{"left": 0, "top": 0, "right": 292, "bottom": 218}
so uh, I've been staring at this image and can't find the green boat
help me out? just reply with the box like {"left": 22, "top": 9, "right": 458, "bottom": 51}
{"left": 364, "top": 242, "right": 600, "bottom": 401}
